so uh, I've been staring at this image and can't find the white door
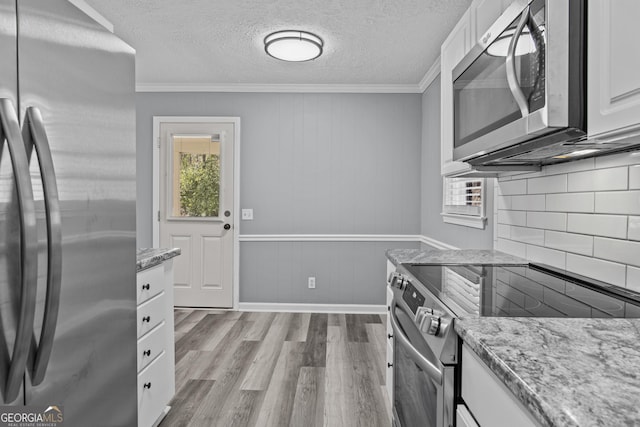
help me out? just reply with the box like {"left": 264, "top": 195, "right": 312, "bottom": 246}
{"left": 158, "top": 120, "right": 235, "bottom": 308}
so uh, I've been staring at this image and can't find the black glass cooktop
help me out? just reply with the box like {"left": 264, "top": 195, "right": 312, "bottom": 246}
{"left": 401, "top": 263, "right": 640, "bottom": 318}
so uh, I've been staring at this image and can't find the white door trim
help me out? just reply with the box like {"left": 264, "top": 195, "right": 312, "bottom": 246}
{"left": 153, "top": 116, "right": 241, "bottom": 309}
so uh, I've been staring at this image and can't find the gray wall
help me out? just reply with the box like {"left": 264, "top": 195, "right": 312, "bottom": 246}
{"left": 420, "top": 76, "right": 494, "bottom": 248}
{"left": 136, "top": 92, "right": 422, "bottom": 305}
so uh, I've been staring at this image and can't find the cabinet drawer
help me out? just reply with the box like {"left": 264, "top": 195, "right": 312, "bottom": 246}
{"left": 386, "top": 340, "right": 394, "bottom": 404}
{"left": 386, "top": 286, "right": 394, "bottom": 336}
{"left": 138, "top": 352, "right": 169, "bottom": 427}
{"left": 137, "top": 293, "right": 165, "bottom": 338}
{"left": 137, "top": 265, "right": 164, "bottom": 305}
{"left": 137, "top": 321, "right": 167, "bottom": 372}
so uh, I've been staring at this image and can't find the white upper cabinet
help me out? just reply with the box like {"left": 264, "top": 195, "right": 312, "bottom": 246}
{"left": 440, "top": 0, "right": 511, "bottom": 177}
{"left": 471, "top": 0, "right": 512, "bottom": 41}
{"left": 588, "top": 0, "right": 640, "bottom": 137}
{"left": 441, "top": 9, "right": 473, "bottom": 177}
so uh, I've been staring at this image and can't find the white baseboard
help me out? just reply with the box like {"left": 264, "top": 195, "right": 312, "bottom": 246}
{"left": 238, "top": 302, "right": 387, "bottom": 314}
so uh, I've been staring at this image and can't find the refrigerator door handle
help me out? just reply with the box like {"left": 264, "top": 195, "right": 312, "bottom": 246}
{"left": 0, "top": 98, "right": 38, "bottom": 401}
{"left": 23, "top": 107, "right": 62, "bottom": 386}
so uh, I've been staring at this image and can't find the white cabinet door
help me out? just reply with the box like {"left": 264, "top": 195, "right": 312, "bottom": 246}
{"left": 588, "top": 0, "right": 640, "bottom": 137}
{"left": 462, "top": 345, "right": 541, "bottom": 427}
{"left": 441, "top": 10, "right": 475, "bottom": 177}
{"left": 471, "top": 0, "right": 511, "bottom": 42}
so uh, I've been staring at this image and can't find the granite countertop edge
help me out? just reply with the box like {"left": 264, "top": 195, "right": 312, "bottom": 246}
{"left": 137, "top": 248, "right": 182, "bottom": 272}
{"left": 454, "top": 317, "right": 640, "bottom": 427}
{"left": 385, "top": 248, "right": 528, "bottom": 266}
{"left": 455, "top": 319, "right": 562, "bottom": 427}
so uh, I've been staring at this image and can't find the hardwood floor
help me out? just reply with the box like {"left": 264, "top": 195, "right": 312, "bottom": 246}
{"left": 160, "top": 310, "right": 391, "bottom": 427}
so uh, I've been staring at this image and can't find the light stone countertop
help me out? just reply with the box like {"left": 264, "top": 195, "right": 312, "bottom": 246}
{"left": 455, "top": 317, "right": 640, "bottom": 427}
{"left": 385, "top": 248, "right": 527, "bottom": 266}
{"left": 137, "top": 248, "right": 181, "bottom": 272}
{"left": 385, "top": 248, "right": 640, "bottom": 427}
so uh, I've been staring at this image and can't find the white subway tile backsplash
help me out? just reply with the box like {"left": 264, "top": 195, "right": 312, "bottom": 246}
{"left": 568, "top": 214, "right": 628, "bottom": 239}
{"left": 494, "top": 155, "right": 640, "bottom": 293}
{"left": 527, "top": 212, "right": 567, "bottom": 231}
{"left": 545, "top": 158, "right": 595, "bottom": 175}
{"left": 497, "top": 224, "right": 511, "bottom": 239}
{"left": 496, "top": 238, "right": 527, "bottom": 258}
{"left": 567, "top": 167, "right": 629, "bottom": 192}
{"left": 630, "top": 165, "right": 640, "bottom": 189}
{"left": 595, "top": 151, "right": 640, "bottom": 169}
{"left": 498, "top": 210, "right": 527, "bottom": 226}
{"left": 628, "top": 266, "right": 640, "bottom": 292}
{"left": 497, "top": 196, "right": 512, "bottom": 210}
{"left": 544, "top": 231, "right": 593, "bottom": 256}
{"left": 511, "top": 226, "right": 545, "bottom": 245}
{"left": 498, "top": 179, "right": 527, "bottom": 196}
{"left": 595, "top": 191, "right": 640, "bottom": 215}
{"left": 594, "top": 237, "right": 640, "bottom": 267}
{"left": 546, "top": 192, "right": 594, "bottom": 213}
{"left": 630, "top": 217, "right": 640, "bottom": 241}
{"left": 528, "top": 174, "right": 567, "bottom": 194}
{"left": 511, "top": 195, "right": 545, "bottom": 211}
{"left": 566, "top": 254, "right": 627, "bottom": 287}
{"left": 526, "top": 245, "right": 566, "bottom": 269}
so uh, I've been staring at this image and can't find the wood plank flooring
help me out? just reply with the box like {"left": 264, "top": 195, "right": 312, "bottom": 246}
{"left": 160, "top": 310, "right": 391, "bottom": 427}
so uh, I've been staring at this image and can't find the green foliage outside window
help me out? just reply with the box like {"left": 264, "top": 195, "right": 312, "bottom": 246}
{"left": 179, "top": 153, "right": 220, "bottom": 217}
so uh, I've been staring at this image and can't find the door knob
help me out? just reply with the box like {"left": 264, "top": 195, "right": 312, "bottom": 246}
{"left": 224, "top": 224, "right": 231, "bottom": 230}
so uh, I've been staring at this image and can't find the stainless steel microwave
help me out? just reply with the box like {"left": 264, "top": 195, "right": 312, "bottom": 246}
{"left": 452, "top": 0, "right": 592, "bottom": 168}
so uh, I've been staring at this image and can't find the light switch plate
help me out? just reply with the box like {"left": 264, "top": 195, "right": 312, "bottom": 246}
{"left": 241, "top": 209, "right": 253, "bottom": 220}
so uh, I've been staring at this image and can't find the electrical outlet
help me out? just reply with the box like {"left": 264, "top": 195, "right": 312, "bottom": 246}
{"left": 308, "top": 277, "right": 316, "bottom": 289}
{"left": 241, "top": 209, "right": 253, "bottom": 220}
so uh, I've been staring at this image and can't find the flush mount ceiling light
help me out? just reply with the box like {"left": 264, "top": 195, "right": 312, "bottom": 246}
{"left": 264, "top": 30, "right": 323, "bottom": 62}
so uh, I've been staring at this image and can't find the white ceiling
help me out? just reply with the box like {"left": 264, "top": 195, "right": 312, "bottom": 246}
{"left": 83, "top": 0, "right": 472, "bottom": 91}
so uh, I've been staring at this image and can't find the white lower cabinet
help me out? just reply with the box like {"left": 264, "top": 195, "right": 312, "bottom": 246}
{"left": 138, "top": 352, "right": 169, "bottom": 427}
{"left": 385, "top": 261, "right": 395, "bottom": 408}
{"left": 137, "top": 261, "right": 176, "bottom": 427}
{"left": 456, "top": 404, "right": 480, "bottom": 427}
{"left": 461, "top": 344, "right": 541, "bottom": 427}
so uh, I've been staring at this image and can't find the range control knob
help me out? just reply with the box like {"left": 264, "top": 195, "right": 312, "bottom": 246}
{"left": 419, "top": 314, "right": 442, "bottom": 336}
{"left": 414, "top": 306, "right": 434, "bottom": 325}
{"left": 389, "top": 272, "right": 407, "bottom": 290}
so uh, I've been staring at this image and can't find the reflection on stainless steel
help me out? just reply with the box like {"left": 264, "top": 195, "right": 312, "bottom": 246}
{"left": 1, "top": 0, "right": 137, "bottom": 424}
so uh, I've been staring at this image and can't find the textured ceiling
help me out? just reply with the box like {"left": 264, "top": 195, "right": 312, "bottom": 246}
{"left": 84, "top": 0, "right": 472, "bottom": 88}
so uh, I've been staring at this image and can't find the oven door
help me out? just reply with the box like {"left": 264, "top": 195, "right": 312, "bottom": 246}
{"left": 390, "top": 297, "right": 455, "bottom": 427}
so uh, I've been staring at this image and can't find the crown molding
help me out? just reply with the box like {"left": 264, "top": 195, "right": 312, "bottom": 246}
{"left": 418, "top": 56, "right": 441, "bottom": 93}
{"left": 136, "top": 82, "right": 423, "bottom": 94}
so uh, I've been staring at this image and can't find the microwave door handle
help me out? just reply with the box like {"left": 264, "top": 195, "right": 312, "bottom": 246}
{"left": 505, "top": 7, "right": 530, "bottom": 117}
{"left": 23, "top": 107, "right": 62, "bottom": 386}
{"left": 0, "top": 98, "right": 38, "bottom": 402}
{"left": 390, "top": 299, "right": 443, "bottom": 385}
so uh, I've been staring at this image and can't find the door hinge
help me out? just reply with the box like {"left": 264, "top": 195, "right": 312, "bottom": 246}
{"left": 157, "top": 210, "right": 160, "bottom": 221}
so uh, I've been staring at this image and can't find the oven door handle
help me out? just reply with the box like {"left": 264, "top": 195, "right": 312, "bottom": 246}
{"left": 390, "top": 299, "right": 443, "bottom": 385}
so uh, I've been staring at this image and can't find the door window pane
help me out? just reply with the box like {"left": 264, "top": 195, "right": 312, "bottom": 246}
{"left": 171, "top": 135, "right": 221, "bottom": 218}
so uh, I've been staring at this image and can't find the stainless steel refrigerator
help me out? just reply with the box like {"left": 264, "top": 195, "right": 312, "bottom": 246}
{"left": 0, "top": 0, "right": 137, "bottom": 425}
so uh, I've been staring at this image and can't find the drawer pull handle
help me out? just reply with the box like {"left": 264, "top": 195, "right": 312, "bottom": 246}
{"left": 142, "top": 316, "right": 151, "bottom": 323}
{"left": 144, "top": 382, "right": 151, "bottom": 389}
{"left": 387, "top": 363, "right": 393, "bottom": 368}
{"left": 142, "top": 283, "right": 150, "bottom": 290}
{"left": 143, "top": 349, "right": 151, "bottom": 357}
{"left": 388, "top": 333, "right": 393, "bottom": 339}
